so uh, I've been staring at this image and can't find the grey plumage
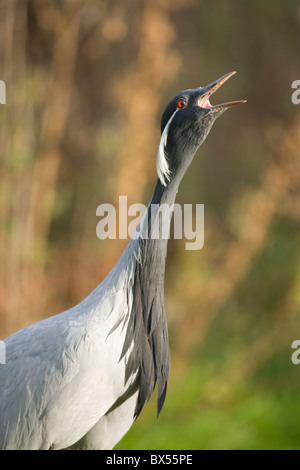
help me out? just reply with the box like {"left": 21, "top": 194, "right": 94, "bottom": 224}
{"left": 0, "top": 72, "right": 245, "bottom": 449}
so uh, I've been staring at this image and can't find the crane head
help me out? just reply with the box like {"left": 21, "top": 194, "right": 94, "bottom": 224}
{"left": 157, "top": 71, "right": 246, "bottom": 187}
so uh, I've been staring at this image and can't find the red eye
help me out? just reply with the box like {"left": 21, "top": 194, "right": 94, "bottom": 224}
{"left": 177, "top": 98, "right": 186, "bottom": 109}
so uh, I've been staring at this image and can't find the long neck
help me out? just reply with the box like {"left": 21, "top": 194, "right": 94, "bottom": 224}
{"left": 138, "top": 177, "right": 179, "bottom": 311}
{"left": 144, "top": 177, "right": 179, "bottom": 257}
{"left": 150, "top": 177, "right": 179, "bottom": 205}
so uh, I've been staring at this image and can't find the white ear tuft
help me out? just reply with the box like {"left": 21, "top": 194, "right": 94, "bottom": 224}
{"left": 156, "top": 109, "right": 178, "bottom": 186}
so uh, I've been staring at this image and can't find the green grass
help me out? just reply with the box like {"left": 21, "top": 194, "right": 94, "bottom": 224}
{"left": 115, "top": 358, "right": 300, "bottom": 450}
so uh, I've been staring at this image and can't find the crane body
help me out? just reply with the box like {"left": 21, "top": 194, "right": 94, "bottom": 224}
{"left": 1, "top": 246, "right": 138, "bottom": 449}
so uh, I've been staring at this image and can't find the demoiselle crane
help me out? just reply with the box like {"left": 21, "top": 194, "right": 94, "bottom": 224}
{"left": 0, "top": 72, "right": 245, "bottom": 450}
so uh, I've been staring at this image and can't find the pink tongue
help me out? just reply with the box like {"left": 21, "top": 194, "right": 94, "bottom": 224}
{"left": 199, "top": 96, "right": 211, "bottom": 108}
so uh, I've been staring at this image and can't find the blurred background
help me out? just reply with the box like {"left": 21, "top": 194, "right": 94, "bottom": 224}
{"left": 0, "top": 0, "right": 300, "bottom": 450}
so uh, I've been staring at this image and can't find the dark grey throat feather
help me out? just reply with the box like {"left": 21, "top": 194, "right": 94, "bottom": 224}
{"left": 120, "top": 180, "right": 179, "bottom": 419}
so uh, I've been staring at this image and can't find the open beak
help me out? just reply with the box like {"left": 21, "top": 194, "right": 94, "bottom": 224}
{"left": 198, "top": 71, "right": 246, "bottom": 110}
